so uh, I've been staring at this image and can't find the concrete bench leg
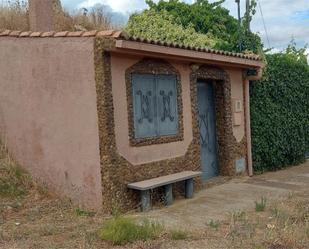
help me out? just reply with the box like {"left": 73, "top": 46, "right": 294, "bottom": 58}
{"left": 185, "top": 178, "right": 194, "bottom": 198}
{"left": 141, "top": 190, "right": 151, "bottom": 212}
{"left": 164, "top": 184, "right": 173, "bottom": 206}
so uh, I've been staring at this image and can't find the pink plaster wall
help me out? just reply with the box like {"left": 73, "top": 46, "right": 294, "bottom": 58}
{"left": 0, "top": 37, "right": 102, "bottom": 209}
{"left": 226, "top": 68, "right": 246, "bottom": 142}
{"left": 111, "top": 54, "right": 193, "bottom": 165}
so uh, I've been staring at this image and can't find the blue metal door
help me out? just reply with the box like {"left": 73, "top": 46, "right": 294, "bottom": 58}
{"left": 197, "top": 81, "right": 219, "bottom": 181}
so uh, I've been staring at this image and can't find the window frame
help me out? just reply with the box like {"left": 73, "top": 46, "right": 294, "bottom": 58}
{"left": 132, "top": 73, "right": 179, "bottom": 139}
{"left": 125, "top": 59, "right": 184, "bottom": 147}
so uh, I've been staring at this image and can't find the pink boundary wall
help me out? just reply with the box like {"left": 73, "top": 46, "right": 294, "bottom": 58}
{"left": 0, "top": 37, "right": 102, "bottom": 209}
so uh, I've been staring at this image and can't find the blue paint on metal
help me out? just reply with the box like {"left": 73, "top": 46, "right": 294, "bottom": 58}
{"left": 235, "top": 158, "right": 246, "bottom": 173}
{"left": 132, "top": 74, "right": 178, "bottom": 139}
{"left": 157, "top": 75, "right": 178, "bottom": 136}
{"left": 132, "top": 74, "right": 156, "bottom": 138}
{"left": 185, "top": 178, "right": 194, "bottom": 198}
{"left": 141, "top": 190, "right": 151, "bottom": 212}
{"left": 164, "top": 184, "right": 173, "bottom": 206}
{"left": 197, "top": 81, "right": 219, "bottom": 181}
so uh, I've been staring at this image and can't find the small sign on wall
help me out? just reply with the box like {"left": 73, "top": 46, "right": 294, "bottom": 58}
{"left": 233, "top": 99, "right": 242, "bottom": 113}
{"left": 233, "top": 99, "right": 242, "bottom": 126}
{"left": 235, "top": 158, "right": 246, "bottom": 173}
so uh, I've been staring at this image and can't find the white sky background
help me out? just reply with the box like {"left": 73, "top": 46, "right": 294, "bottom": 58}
{"left": 61, "top": 0, "right": 309, "bottom": 58}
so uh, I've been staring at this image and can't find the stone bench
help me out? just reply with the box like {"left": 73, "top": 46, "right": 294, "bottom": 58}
{"left": 128, "top": 171, "right": 202, "bottom": 212}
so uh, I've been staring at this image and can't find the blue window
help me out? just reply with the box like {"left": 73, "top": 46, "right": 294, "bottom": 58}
{"left": 132, "top": 74, "right": 178, "bottom": 139}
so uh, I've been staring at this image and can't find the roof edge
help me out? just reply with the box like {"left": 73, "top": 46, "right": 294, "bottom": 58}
{"left": 0, "top": 29, "right": 262, "bottom": 62}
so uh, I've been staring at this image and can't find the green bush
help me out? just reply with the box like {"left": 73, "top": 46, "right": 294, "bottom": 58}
{"left": 99, "top": 216, "right": 163, "bottom": 245}
{"left": 250, "top": 47, "right": 309, "bottom": 172}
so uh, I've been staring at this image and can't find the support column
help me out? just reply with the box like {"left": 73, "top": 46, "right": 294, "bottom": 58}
{"left": 185, "top": 179, "right": 194, "bottom": 198}
{"left": 141, "top": 190, "right": 151, "bottom": 212}
{"left": 244, "top": 79, "right": 253, "bottom": 176}
{"left": 164, "top": 184, "right": 173, "bottom": 206}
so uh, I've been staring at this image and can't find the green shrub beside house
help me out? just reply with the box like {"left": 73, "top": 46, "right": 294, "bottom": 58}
{"left": 250, "top": 48, "right": 309, "bottom": 172}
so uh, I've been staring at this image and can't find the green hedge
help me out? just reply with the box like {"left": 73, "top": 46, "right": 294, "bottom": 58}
{"left": 250, "top": 54, "right": 309, "bottom": 173}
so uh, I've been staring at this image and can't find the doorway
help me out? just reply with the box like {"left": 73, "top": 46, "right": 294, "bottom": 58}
{"left": 197, "top": 80, "right": 219, "bottom": 181}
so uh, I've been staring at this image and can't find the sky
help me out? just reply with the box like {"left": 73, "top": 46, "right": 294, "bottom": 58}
{"left": 61, "top": 0, "right": 309, "bottom": 57}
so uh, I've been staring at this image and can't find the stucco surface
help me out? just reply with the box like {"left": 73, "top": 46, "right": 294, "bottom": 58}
{"left": 226, "top": 68, "right": 245, "bottom": 142}
{"left": 0, "top": 37, "right": 102, "bottom": 209}
{"left": 111, "top": 54, "right": 193, "bottom": 165}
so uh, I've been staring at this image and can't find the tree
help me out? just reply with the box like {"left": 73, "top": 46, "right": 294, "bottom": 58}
{"left": 126, "top": 0, "right": 263, "bottom": 53}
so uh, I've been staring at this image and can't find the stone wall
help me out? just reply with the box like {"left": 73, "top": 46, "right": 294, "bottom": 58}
{"left": 94, "top": 38, "right": 201, "bottom": 212}
{"left": 95, "top": 38, "right": 247, "bottom": 212}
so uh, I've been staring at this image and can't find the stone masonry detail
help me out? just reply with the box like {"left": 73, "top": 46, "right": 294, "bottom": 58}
{"left": 94, "top": 38, "right": 201, "bottom": 213}
{"left": 190, "top": 65, "right": 247, "bottom": 176}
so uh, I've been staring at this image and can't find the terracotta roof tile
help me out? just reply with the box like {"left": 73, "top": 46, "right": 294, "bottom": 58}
{"left": 9, "top": 31, "right": 21, "bottom": 37}
{"left": 19, "top": 31, "right": 32, "bottom": 37}
{"left": 41, "top": 31, "right": 55, "bottom": 37}
{"left": 82, "top": 30, "right": 98, "bottom": 37}
{"left": 112, "top": 30, "right": 122, "bottom": 38}
{"left": 54, "top": 31, "right": 69, "bottom": 37}
{"left": 67, "top": 31, "right": 85, "bottom": 37}
{"left": 0, "top": 30, "right": 11, "bottom": 36}
{"left": 0, "top": 29, "right": 262, "bottom": 61}
{"left": 30, "top": 32, "right": 42, "bottom": 37}
{"left": 97, "top": 30, "right": 114, "bottom": 36}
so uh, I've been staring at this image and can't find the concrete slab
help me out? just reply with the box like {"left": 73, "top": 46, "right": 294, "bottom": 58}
{"left": 132, "top": 161, "right": 309, "bottom": 231}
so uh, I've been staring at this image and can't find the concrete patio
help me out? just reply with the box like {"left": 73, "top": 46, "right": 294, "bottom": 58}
{"left": 133, "top": 161, "right": 309, "bottom": 231}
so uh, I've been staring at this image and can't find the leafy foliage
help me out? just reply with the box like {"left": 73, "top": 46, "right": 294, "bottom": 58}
{"left": 126, "top": 0, "right": 263, "bottom": 53}
{"left": 250, "top": 44, "right": 309, "bottom": 172}
{"left": 125, "top": 9, "right": 219, "bottom": 48}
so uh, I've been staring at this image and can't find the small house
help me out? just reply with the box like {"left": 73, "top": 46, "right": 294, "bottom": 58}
{"left": 0, "top": 1, "right": 264, "bottom": 211}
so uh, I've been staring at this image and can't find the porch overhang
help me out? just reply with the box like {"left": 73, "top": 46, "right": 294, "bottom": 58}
{"left": 113, "top": 40, "right": 265, "bottom": 70}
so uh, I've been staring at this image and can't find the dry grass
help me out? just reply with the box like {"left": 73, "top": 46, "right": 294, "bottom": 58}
{"left": 0, "top": 138, "right": 308, "bottom": 248}
{"left": 0, "top": 0, "right": 115, "bottom": 31}
{"left": 0, "top": 0, "right": 28, "bottom": 30}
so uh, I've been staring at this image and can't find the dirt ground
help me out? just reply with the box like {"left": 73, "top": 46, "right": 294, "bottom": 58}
{"left": 1, "top": 161, "right": 309, "bottom": 249}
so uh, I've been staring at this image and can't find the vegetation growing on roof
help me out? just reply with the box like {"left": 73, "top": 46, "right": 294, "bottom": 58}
{"left": 125, "top": 9, "right": 220, "bottom": 49}
{"left": 126, "top": 0, "right": 263, "bottom": 54}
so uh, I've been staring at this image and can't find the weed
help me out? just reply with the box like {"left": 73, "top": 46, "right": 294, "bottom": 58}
{"left": 99, "top": 216, "right": 163, "bottom": 245}
{"left": 170, "top": 230, "right": 188, "bottom": 240}
{"left": 255, "top": 197, "right": 267, "bottom": 212}
{"left": 208, "top": 219, "right": 220, "bottom": 230}
{"left": 0, "top": 164, "right": 30, "bottom": 197}
{"left": 75, "top": 208, "right": 95, "bottom": 217}
{"left": 230, "top": 210, "right": 246, "bottom": 223}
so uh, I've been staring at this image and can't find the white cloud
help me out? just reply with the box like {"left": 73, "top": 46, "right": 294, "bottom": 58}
{"left": 64, "top": 0, "right": 309, "bottom": 59}
{"left": 77, "top": 0, "right": 148, "bottom": 14}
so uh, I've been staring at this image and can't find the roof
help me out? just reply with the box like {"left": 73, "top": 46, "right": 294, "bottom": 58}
{"left": 0, "top": 29, "right": 262, "bottom": 62}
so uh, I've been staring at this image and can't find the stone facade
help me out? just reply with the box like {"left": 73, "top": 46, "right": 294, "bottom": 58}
{"left": 95, "top": 38, "right": 247, "bottom": 212}
{"left": 190, "top": 65, "right": 247, "bottom": 176}
{"left": 95, "top": 38, "right": 200, "bottom": 212}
